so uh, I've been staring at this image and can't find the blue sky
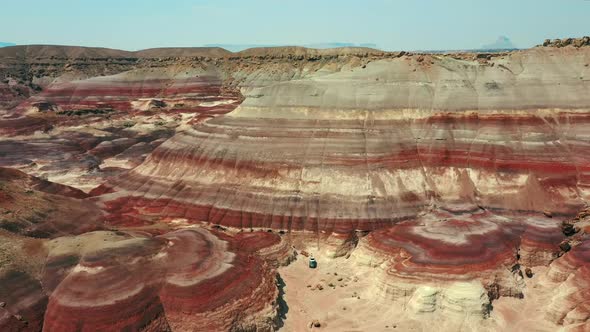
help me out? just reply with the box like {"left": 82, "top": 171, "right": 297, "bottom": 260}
{"left": 1, "top": 0, "right": 589, "bottom": 51}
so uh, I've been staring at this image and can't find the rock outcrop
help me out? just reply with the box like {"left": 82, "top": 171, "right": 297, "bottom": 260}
{"left": 542, "top": 36, "right": 590, "bottom": 48}
{"left": 41, "top": 229, "right": 281, "bottom": 331}
{"left": 0, "top": 226, "right": 291, "bottom": 331}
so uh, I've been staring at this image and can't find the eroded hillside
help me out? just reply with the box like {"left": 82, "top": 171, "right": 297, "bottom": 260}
{"left": 1, "top": 38, "right": 590, "bottom": 331}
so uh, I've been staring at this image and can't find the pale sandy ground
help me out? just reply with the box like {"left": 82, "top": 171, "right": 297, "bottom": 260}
{"left": 490, "top": 266, "right": 562, "bottom": 332}
{"left": 278, "top": 251, "right": 395, "bottom": 332}
{"left": 277, "top": 251, "right": 560, "bottom": 332}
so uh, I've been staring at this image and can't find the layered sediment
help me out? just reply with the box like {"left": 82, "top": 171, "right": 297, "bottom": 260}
{"left": 1, "top": 224, "right": 291, "bottom": 331}
{"left": 99, "top": 46, "right": 590, "bottom": 233}
{"left": 42, "top": 229, "right": 281, "bottom": 331}
{"left": 1, "top": 40, "right": 590, "bottom": 330}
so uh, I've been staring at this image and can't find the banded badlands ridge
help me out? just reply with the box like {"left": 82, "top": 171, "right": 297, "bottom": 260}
{"left": 0, "top": 37, "right": 590, "bottom": 331}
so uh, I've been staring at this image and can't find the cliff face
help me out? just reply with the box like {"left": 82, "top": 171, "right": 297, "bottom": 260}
{"left": 1, "top": 41, "right": 590, "bottom": 331}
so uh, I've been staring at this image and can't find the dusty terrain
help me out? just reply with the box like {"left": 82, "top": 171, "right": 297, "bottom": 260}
{"left": 1, "top": 37, "right": 590, "bottom": 331}
{"left": 278, "top": 250, "right": 579, "bottom": 332}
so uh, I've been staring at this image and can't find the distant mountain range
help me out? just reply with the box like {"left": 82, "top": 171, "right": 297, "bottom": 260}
{"left": 0, "top": 38, "right": 518, "bottom": 53}
{"left": 207, "top": 38, "right": 518, "bottom": 53}
{"left": 303, "top": 42, "right": 378, "bottom": 49}
{"left": 480, "top": 36, "right": 517, "bottom": 50}
{"left": 416, "top": 36, "right": 519, "bottom": 53}
{"left": 204, "top": 42, "right": 379, "bottom": 52}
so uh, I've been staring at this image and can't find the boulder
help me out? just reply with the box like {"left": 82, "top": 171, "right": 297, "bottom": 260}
{"left": 559, "top": 242, "right": 572, "bottom": 252}
{"left": 562, "top": 223, "right": 578, "bottom": 237}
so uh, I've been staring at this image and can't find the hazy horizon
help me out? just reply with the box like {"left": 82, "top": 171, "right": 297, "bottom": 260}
{"left": 1, "top": 0, "right": 589, "bottom": 51}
